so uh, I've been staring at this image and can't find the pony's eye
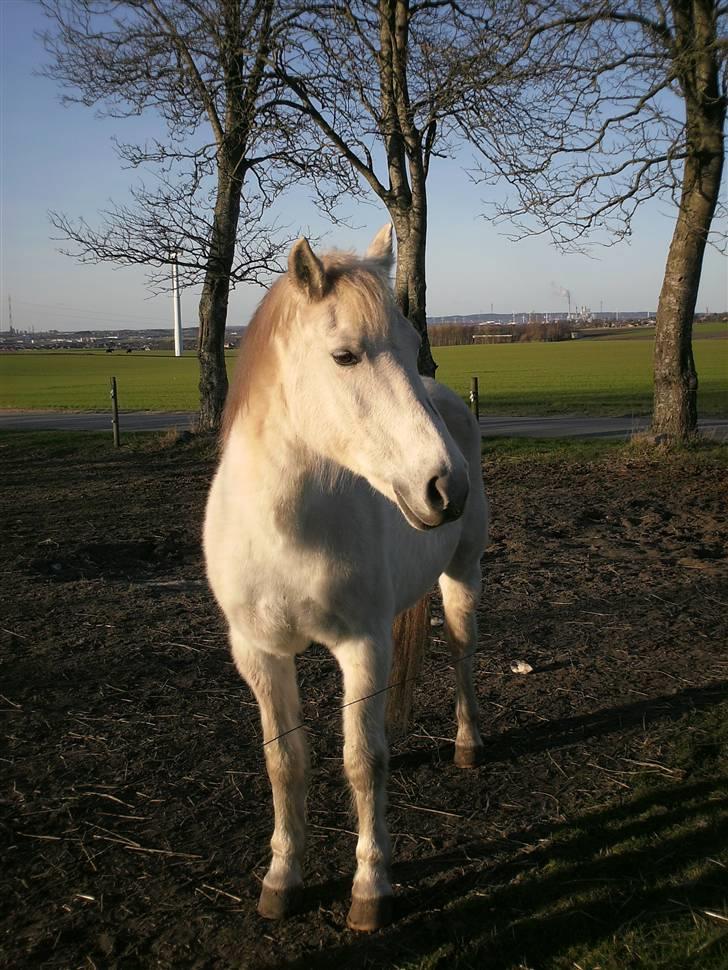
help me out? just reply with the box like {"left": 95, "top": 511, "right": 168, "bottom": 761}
{"left": 332, "top": 350, "right": 360, "bottom": 367}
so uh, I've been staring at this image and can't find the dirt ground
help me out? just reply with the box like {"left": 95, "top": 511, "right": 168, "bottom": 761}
{"left": 1, "top": 433, "right": 727, "bottom": 969}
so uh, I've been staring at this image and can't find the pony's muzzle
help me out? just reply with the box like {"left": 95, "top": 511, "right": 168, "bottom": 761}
{"left": 394, "top": 471, "right": 469, "bottom": 530}
{"left": 427, "top": 471, "right": 469, "bottom": 523}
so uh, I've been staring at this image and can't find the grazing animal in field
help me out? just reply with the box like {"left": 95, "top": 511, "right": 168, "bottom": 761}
{"left": 203, "top": 226, "right": 488, "bottom": 931}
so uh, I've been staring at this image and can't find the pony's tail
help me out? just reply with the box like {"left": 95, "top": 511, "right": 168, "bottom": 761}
{"left": 386, "top": 595, "right": 430, "bottom": 736}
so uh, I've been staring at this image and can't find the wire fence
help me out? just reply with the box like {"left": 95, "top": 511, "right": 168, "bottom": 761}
{"left": 261, "top": 641, "right": 481, "bottom": 748}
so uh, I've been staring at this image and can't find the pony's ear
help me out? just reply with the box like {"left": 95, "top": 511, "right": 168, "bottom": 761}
{"left": 288, "top": 237, "right": 327, "bottom": 301}
{"left": 366, "top": 224, "right": 394, "bottom": 267}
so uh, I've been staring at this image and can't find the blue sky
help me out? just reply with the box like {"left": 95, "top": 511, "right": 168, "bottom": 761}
{"left": 1, "top": 0, "right": 726, "bottom": 334}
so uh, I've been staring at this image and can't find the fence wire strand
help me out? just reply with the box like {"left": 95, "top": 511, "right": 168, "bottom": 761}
{"left": 261, "top": 645, "right": 481, "bottom": 748}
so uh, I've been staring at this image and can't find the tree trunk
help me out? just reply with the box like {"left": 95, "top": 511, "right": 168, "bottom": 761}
{"left": 392, "top": 208, "right": 437, "bottom": 378}
{"left": 197, "top": 167, "right": 242, "bottom": 432}
{"left": 377, "top": 0, "right": 437, "bottom": 378}
{"left": 652, "top": 146, "right": 723, "bottom": 439}
{"left": 652, "top": 0, "right": 725, "bottom": 441}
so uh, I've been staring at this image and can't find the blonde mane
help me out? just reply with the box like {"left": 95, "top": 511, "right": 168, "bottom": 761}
{"left": 220, "top": 250, "right": 394, "bottom": 441}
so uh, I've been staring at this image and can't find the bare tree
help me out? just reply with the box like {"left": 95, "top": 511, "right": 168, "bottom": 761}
{"left": 41, "top": 0, "right": 346, "bottom": 430}
{"left": 276, "top": 1, "right": 512, "bottom": 377}
{"left": 463, "top": 1, "right": 727, "bottom": 441}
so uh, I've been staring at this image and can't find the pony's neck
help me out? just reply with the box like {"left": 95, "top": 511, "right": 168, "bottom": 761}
{"left": 225, "top": 306, "right": 345, "bottom": 498}
{"left": 227, "top": 397, "right": 338, "bottom": 504}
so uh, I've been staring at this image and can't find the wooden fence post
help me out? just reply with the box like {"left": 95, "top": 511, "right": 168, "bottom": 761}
{"left": 469, "top": 376, "right": 480, "bottom": 422}
{"left": 110, "top": 377, "right": 120, "bottom": 447}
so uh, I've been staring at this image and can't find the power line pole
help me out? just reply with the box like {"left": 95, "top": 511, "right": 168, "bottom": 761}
{"left": 171, "top": 254, "right": 183, "bottom": 357}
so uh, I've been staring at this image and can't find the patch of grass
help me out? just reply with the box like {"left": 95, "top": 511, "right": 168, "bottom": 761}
{"left": 626, "top": 433, "right": 728, "bottom": 467}
{"left": 398, "top": 699, "right": 728, "bottom": 970}
{"left": 482, "top": 436, "right": 625, "bottom": 461}
{"left": 0, "top": 429, "right": 126, "bottom": 460}
{"left": 0, "top": 428, "right": 218, "bottom": 463}
{"left": 482, "top": 435, "right": 728, "bottom": 466}
{"left": 692, "top": 320, "right": 727, "bottom": 338}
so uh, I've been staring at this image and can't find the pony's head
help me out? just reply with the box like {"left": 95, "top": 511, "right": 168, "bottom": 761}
{"left": 225, "top": 226, "right": 470, "bottom": 531}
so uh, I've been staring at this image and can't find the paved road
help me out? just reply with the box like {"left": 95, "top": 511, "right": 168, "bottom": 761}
{"left": 2, "top": 409, "right": 727, "bottom": 440}
{"left": 477, "top": 415, "right": 728, "bottom": 440}
{"left": 0, "top": 410, "right": 196, "bottom": 433}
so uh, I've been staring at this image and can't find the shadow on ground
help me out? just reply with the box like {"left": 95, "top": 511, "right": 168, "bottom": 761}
{"left": 284, "top": 767, "right": 728, "bottom": 970}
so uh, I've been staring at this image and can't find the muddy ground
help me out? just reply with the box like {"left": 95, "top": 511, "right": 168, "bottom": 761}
{"left": 1, "top": 433, "right": 727, "bottom": 969}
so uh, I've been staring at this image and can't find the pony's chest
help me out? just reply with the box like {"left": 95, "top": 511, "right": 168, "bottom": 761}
{"left": 206, "top": 489, "right": 374, "bottom": 646}
{"left": 227, "top": 542, "right": 372, "bottom": 652}
{"left": 204, "top": 451, "right": 451, "bottom": 647}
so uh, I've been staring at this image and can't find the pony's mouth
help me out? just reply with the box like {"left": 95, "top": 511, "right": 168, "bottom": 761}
{"left": 393, "top": 486, "right": 438, "bottom": 531}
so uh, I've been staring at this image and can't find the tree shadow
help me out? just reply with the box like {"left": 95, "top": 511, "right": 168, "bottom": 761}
{"left": 283, "top": 777, "right": 728, "bottom": 968}
{"left": 282, "top": 684, "right": 728, "bottom": 968}
{"left": 390, "top": 680, "right": 728, "bottom": 772}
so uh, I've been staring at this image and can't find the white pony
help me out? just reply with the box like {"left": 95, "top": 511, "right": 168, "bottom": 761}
{"left": 204, "top": 226, "right": 488, "bottom": 932}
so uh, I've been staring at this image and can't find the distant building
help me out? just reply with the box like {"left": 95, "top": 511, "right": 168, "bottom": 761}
{"left": 472, "top": 333, "right": 514, "bottom": 344}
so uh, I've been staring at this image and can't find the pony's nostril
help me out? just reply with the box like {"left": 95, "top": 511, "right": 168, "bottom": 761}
{"left": 426, "top": 474, "right": 447, "bottom": 512}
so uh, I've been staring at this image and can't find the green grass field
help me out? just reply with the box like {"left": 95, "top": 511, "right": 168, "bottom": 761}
{"left": 591, "top": 320, "right": 728, "bottom": 340}
{"left": 0, "top": 351, "right": 202, "bottom": 412}
{"left": 436, "top": 338, "right": 727, "bottom": 415}
{"left": 1, "top": 325, "right": 726, "bottom": 415}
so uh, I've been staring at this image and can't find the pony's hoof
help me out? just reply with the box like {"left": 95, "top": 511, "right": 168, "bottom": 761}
{"left": 257, "top": 884, "right": 302, "bottom": 920}
{"left": 347, "top": 894, "right": 393, "bottom": 932}
{"left": 454, "top": 743, "right": 484, "bottom": 768}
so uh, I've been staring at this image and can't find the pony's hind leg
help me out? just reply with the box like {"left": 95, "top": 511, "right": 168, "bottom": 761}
{"left": 230, "top": 632, "right": 309, "bottom": 919}
{"left": 439, "top": 568, "right": 484, "bottom": 768}
{"left": 331, "top": 636, "right": 393, "bottom": 932}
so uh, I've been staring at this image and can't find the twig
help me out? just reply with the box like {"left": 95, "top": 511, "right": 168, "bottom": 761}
{"left": 126, "top": 845, "right": 202, "bottom": 859}
{"left": 619, "top": 757, "right": 676, "bottom": 774}
{"left": 310, "top": 822, "right": 358, "bottom": 837}
{"left": 586, "top": 763, "right": 631, "bottom": 790}
{"left": 163, "top": 641, "right": 203, "bottom": 654}
{"left": 391, "top": 801, "right": 464, "bottom": 820}
{"left": 198, "top": 883, "right": 242, "bottom": 903}
{"left": 91, "top": 833, "right": 142, "bottom": 849}
{"left": 80, "top": 792, "right": 135, "bottom": 808}
{"left": 702, "top": 910, "right": 728, "bottom": 923}
{"left": 1, "top": 628, "right": 28, "bottom": 640}
{"left": 17, "top": 833, "right": 63, "bottom": 841}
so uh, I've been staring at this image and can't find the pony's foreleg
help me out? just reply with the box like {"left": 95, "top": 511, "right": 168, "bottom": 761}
{"left": 230, "top": 633, "right": 308, "bottom": 919}
{"left": 332, "top": 637, "right": 392, "bottom": 932}
{"left": 439, "top": 569, "right": 484, "bottom": 768}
